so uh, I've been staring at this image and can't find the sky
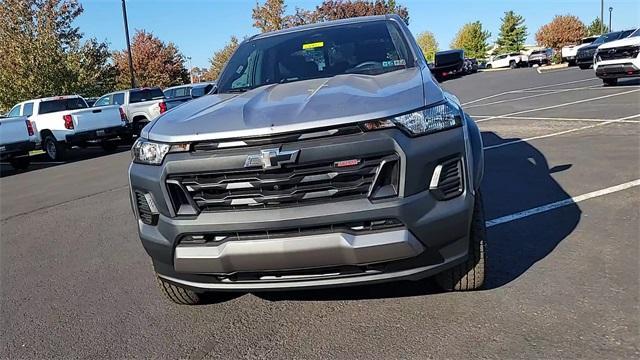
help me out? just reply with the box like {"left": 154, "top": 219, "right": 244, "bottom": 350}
{"left": 75, "top": 0, "right": 640, "bottom": 68}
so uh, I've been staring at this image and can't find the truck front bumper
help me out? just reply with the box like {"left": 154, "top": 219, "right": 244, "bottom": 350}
{"left": 129, "top": 126, "right": 476, "bottom": 291}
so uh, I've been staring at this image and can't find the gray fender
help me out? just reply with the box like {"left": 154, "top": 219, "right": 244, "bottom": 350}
{"left": 465, "top": 114, "right": 484, "bottom": 189}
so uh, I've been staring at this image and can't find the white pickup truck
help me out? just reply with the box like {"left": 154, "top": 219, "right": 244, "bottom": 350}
{"left": 7, "top": 95, "right": 129, "bottom": 160}
{"left": 94, "top": 87, "right": 168, "bottom": 136}
{"left": 485, "top": 53, "right": 528, "bottom": 69}
{"left": 0, "top": 115, "right": 37, "bottom": 169}
{"left": 561, "top": 36, "right": 598, "bottom": 65}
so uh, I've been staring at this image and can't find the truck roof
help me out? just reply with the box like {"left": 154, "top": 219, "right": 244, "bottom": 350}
{"left": 250, "top": 14, "right": 398, "bottom": 41}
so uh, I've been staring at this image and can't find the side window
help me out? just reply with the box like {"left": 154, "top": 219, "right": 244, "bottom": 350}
{"left": 174, "top": 87, "right": 189, "bottom": 97}
{"left": 164, "top": 89, "right": 174, "bottom": 99}
{"left": 8, "top": 105, "right": 21, "bottom": 117}
{"left": 22, "top": 102, "right": 34, "bottom": 116}
{"left": 94, "top": 95, "right": 111, "bottom": 107}
{"left": 112, "top": 93, "right": 125, "bottom": 105}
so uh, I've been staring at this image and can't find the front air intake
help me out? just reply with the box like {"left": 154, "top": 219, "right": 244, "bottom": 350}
{"left": 430, "top": 158, "right": 464, "bottom": 200}
{"left": 134, "top": 191, "right": 159, "bottom": 225}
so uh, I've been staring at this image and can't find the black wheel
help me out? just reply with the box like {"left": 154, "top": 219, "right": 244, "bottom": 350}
{"left": 43, "top": 134, "right": 66, "bottom": 161}
{"left": 509, "top": 61, "right": 516, "bottom": 69}
{"left": 157, "top": 276, "right": 204, "bottom": 305}
{"left": 8, "top": 155, "right": 30, "bottom": 170}
{"left": 435, "top": 191, "right": 487, "bottom": 291}
{"left": 485, "top": 64, "right": 492, "bottom": 69}
{"left": 578, "top": 64, "right": 591, "bottom": 70}
{"left": 603, "top": 78, "right": 618, "bottom": 86}
{"left": 101, "top": 140, "right": 118, "bottom": 153}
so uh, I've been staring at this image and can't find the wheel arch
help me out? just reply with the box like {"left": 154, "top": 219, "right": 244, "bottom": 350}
{"left": 465, "top": 114, "right": 484, "bottom": 190}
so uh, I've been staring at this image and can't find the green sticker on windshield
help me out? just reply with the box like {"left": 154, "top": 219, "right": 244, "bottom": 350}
{"left": 303, "top": 41, "right": 324, "bottom": 50}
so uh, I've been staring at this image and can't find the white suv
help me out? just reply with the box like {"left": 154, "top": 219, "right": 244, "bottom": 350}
{"left": 594, "top": 28, "right": 640, "bottom": 86}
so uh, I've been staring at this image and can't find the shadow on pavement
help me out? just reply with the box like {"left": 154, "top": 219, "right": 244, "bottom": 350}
{"left": 0, "top": 143, "right": 132, "bottom": 178}
{"left": 255, "top": 132, "right": 581, "bottom": 302}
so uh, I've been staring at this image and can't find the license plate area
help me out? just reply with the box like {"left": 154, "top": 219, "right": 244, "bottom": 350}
{"left": 96, "top": 130, "right": 106, "bottom": 137}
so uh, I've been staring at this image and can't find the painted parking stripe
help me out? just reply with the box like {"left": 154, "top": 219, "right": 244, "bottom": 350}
{"left": 478, "top": 116, "right": 640, "bottom": 123}
{"left": 483, "top": 114, "right": 640, "bottom": 150}
{"left": 461, "top": 78, "right": 600, "bottom": 106}
{"left": 476, "top": 89, "right": 640, "bottom": 123}
{"left": 486, "top": 179, "right": 640, "bottom": 228}
{"left": 464, "top": 85, "right": 601, "bottom": 109}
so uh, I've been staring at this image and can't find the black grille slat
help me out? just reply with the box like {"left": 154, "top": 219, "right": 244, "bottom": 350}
{"left": 599, "top": 46, "right": 640, "bottom": 61}
{"left": 168, "top": 154, "right": 397, "bottom": 212}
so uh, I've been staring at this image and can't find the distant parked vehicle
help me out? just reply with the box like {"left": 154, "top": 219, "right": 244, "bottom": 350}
{"left": 528, "top": 49, "right": 552, "bottom": 66}
{"left": 0, "top": 115, "right": 37, "bottom": 169}
{"left": 485, "top": 53, "right": 528, "bottom": 69}
{"left": 431, "top": 49, "right": 464, "bottom": 80}
{"left": 464, "top": 58, "right": 479, "bottom": 73}
{"left": 594, "top": 28, "right": 640, "bottom": 86}
{"left": 164, "top": 82, "right": 215, "bottom": 106}
{"left": 576, "top": 29, "right": 636, "bottom": 69}
{"left": 84, "top": 97, "right": 99, "bottom": 107}
{"left": 7, "top": 95, "right": 128, "bottom": 161}
{"left": 94, "top": 87, "right": 168, "bottom": 136}
{"left": 562, "top": 36, "right": 598, "bottom": 65}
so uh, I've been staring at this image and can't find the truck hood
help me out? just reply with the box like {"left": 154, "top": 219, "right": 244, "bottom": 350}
{"left": 597, "top": 36, "right": 640, "bottom": 50}
{"left": 147, "top": 68, "right": 430, "bottom": 142}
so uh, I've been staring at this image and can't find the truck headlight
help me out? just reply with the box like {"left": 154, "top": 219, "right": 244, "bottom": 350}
{"left": 362, "top": 100, "right": 463, "bottom": 136}
{"left": 132, "top": 138, "right": 188, "bottom": 165}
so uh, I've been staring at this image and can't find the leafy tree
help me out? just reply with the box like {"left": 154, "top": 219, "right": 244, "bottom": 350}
{"left": 496, "top": 10, "right": 527, "bottom": 53}
{"left": 536, "top": 15, "right": 586, "bottom": 51}
{"left": 113, "top": 30, "right": 189, "bottom": 89}
{"left": 204, "top": 36, "right": 239, "bottom": 81}
{"left": 0, "top": 0, "right": 85, "bottom": 111}
{"left": 313, "top": 0, "right": 409, "bottom": 25}
{"left": 586, "top": 17, "right": 609, "bottom": 36}
{"left": 450, "top": 21, "right": 491, "bottom": 59}
{"left": 67, "top": 39, "right": 117, "bottom": 97}
{"left": 415, "top": 31, "right": 439, "bottom": 62}
{"left": 252, "top": 0, "right": 286, "bottom": 33}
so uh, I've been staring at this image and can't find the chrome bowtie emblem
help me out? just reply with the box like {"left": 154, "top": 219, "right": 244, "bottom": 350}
{"left": 244, "top": 148, "right": 299, "bottom": 169}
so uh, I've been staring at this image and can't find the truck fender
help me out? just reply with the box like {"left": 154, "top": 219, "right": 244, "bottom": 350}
{"left": 465, "top": 114, "right": 484, "bottom": 189}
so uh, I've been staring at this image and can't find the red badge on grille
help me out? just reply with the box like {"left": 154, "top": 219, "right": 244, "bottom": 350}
{"left": 334, "top": 159, "right": 361, "bottom": 168}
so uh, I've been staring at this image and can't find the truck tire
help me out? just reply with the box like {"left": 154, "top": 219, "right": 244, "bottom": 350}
{"left": 157, "top": 276, "right": 204, "bottom": 305}
{"left": 435, "top": 191, "right": 487, "bottom": 291}
{"left": 509, "top": 61, "right": 516, "bottom": 69}
{"left": 578, "top": 64, "right": 591, "bottom": 70}
{"left": 603, "top": 78, "right": 618, "bottom": 86}
{"left": 485, "top": 64, "right": 492, "bottom": 69}
{"left": 43, "top": 134, "right": 66, "bottom": 161}
{"left": 8, "top": 155, "right": 30, "bottom": 170}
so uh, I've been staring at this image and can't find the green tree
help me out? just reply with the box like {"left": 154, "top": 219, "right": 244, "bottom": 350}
{"left": 416, "top": 31, "right": 439, "bottom": 62}
{"left": 0, "top": 0, "right": 84, "bottom": 111}
{"left": 67, "top": 39, "right": 117, "bottom": 97}
{"left": 586, "top": 17, "right": 609, "bottom": 36}
{"left": 450, "top": 21, "right": 491, "bottom": 59}
{"left": 496, "top": 10, "right": 527, "bottom": 53}
{"left": 113, "top": 30, "right": 189, "bottom": 89}
{"left": 252, "top": 0, "right": 286, "bottom": 32}
{"left": 313, "top": 0, "right": 409, "bottom": 25}
{"left": 204, "top": 36, "right": 240, "bottom": 81}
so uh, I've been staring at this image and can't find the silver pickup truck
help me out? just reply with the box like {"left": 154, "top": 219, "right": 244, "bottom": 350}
{"left": 94, "top": 88, "right": 168, "bottom": 136}
{"left": 129, "top": 15, "right": 486, "bottom": 305}
{"left": 0, "top": 115, "right": 37, "bottom": 169}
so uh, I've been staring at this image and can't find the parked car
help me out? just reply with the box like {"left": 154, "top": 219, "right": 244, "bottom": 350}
{"left": 528, "top": 48, "right": 552, "bottom": 66}
{"left": 485, "top": 53, "right": 528, "bottom": 69}
{"left": 432, "top": 49, "right": 464, "bottom": 80}
{"left": 163, "top": 82, "right": 216, "bottom": 106}
{"left": 594, "top": 28, "right": 640, "bottom": 86}
{"left": 562, "top": 36, "right": 598, "bottom": 65}
{"left": 576, "top": 29, "right": 636, "bottom": 69}
{"left": 94, "top": 87, "right": 168, "bottom": 136}
{"left": 129, "top": 15, "right": 486, "bottom": 305}
{"left": 7, "top": 95, "right": 128, "bottom": 161}
{"left": 0, "top": 115, "right": 37, "bottom": 169}
{"left": 465, "top": 58, "right": 479, "bottom": 73}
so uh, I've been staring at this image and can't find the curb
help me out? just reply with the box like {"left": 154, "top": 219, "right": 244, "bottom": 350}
{"left": 536, "top": 63, "right": 569, "bottom": 74}
{"left": 478, "top": 68, "right": 510, "bottom": 73}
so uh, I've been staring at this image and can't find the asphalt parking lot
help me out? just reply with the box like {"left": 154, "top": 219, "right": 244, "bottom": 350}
{"left": 1, "top": 67, "right": 638, "bottom": 359}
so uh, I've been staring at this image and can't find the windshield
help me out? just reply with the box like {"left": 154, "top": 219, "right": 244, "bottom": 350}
{"left": 38, "top": 98, "right": 88, "bottom": 115}
{"left": 628, "top": 28, "right": 639, "bottom": 37}
{"left": 216, "top": 20, "right": 412, "bottom": 93}
{"left": 592, "top": 32, "right": 623, "bottom": 44}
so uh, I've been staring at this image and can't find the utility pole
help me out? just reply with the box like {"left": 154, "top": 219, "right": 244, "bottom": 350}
{"left": 600, "top": 0, "right": 604, "bottom": 34}
{"left": 609, "top": 7, "right": 613, "bottom": 32}
{"left": 121, "top": 0, "right": 136, "bottom": 88}
{"left": 187, "top": 57, "right": 193, "bottom": 84}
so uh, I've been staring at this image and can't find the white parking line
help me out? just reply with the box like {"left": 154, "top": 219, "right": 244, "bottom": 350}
{"left": 476, "top": 89, "right": 640, "bottom": 123}
{"left": 515, "top": 85, "right": 640, "bottom": 93}
{"left": 464, "top": 85, "right": 601, "bottom": 109}
{"left": 483, "top": 114, "right": 640, "bottom": 150}
{"left": 461, "top": 78, "right": 600, "bottom": 106}
{"left": 0, "top": 161, "right": 65, "bottom": 165}
{"left": 482, "top": 116, "right": 640, "bottom": 123}
{"left": 486, "top": 179, "right": 640, "bottom": 227}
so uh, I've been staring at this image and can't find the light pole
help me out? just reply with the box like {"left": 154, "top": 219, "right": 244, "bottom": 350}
{"left": 187, "top": 56, "right": 193, "bottom": 84}
{"left": 608, "top": 7, "right": 613, "bottom": 31}
{"left": 121, "top": 0, "right": 136, "bottom": 88}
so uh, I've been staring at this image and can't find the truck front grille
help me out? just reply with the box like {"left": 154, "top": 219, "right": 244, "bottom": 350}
{"left": 598, "top": 46, "right": 640, "bottom": 61}
{"left": 167, "top": 153, "right": 399, "bottom": 212}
